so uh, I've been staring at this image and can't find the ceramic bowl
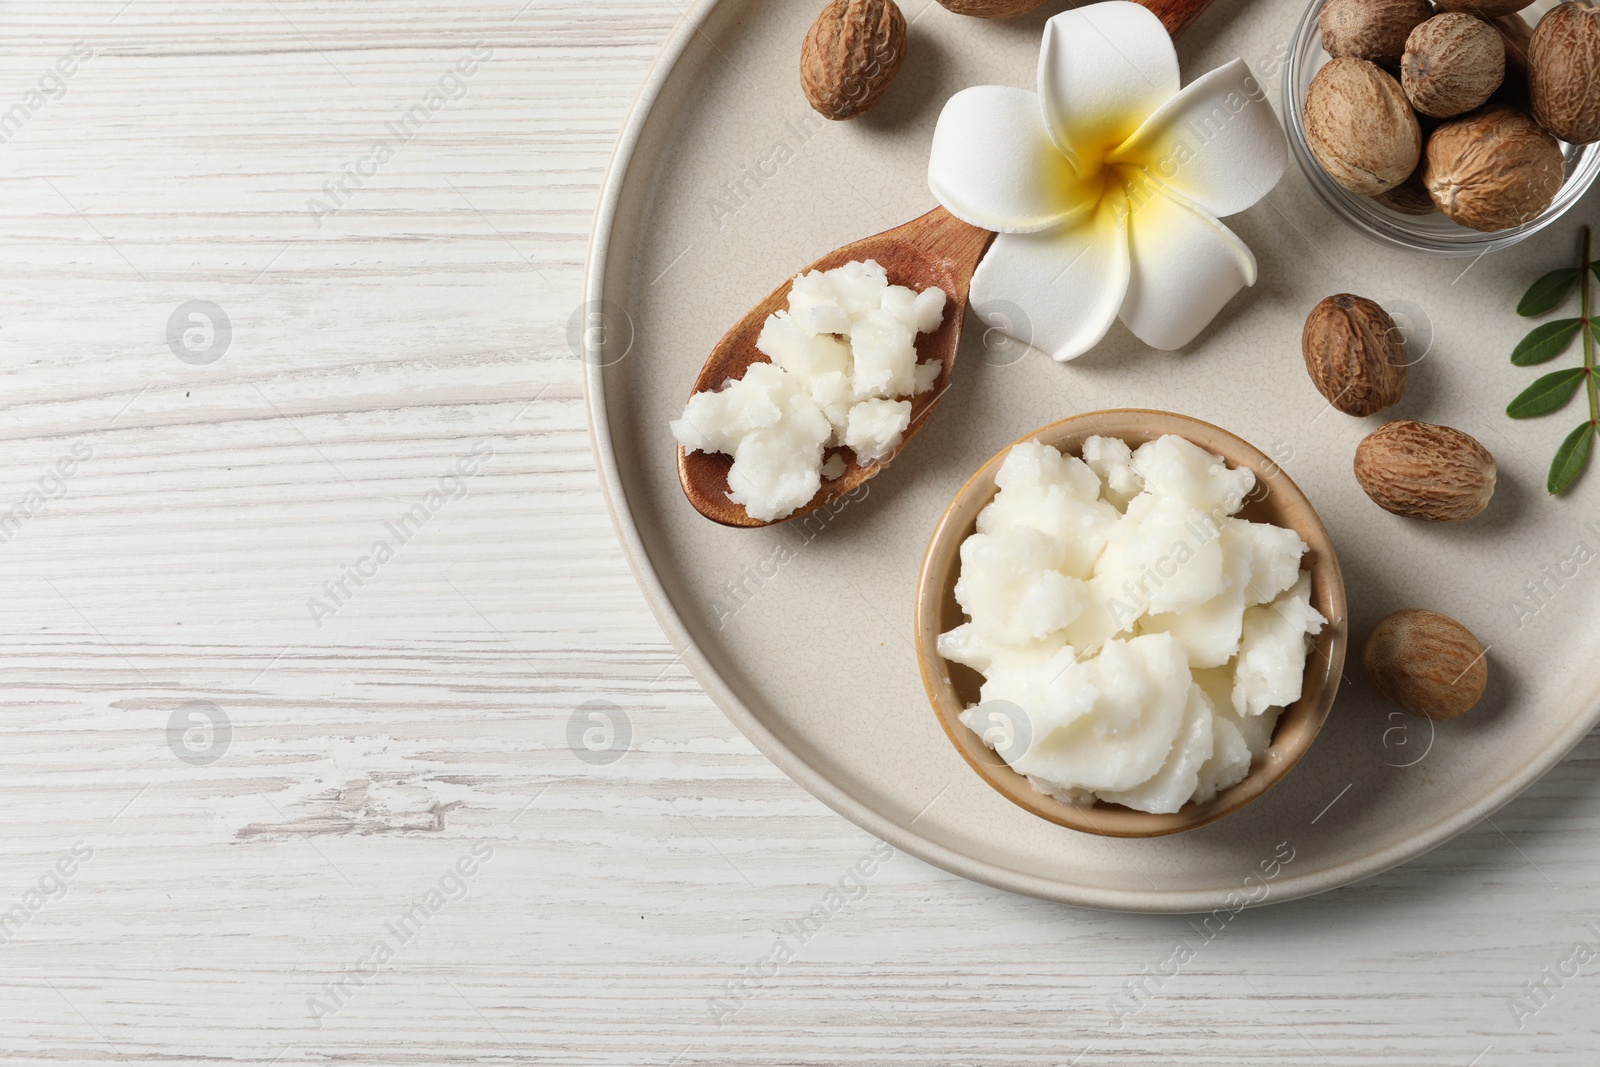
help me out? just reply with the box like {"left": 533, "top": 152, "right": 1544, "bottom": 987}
{"left": 914, "top": 410, "right": 1349, "bottom": 837}
{"left": 1281, "top": 0, "right": 1600, "bottom": 257}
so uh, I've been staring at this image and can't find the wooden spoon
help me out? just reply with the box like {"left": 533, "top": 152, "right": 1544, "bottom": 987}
{"left": 677, "top": 0, "right": 1220, "bottom": 528}
{"left": 678, "top": 207, "right": 993, "bottom": 527}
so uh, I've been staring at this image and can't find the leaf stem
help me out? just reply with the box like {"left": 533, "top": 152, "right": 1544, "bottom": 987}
{"left": 1585, "top": 225, "right": 1598, "bottom": 428}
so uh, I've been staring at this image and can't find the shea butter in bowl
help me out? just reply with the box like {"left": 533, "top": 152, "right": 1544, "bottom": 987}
{"left": 914, "top": 411, "right": 1347, "bottom": 838}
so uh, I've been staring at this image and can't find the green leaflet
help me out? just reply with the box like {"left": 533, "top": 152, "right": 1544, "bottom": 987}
{"left": 1512, "top": 318, "right": 1584, "bottom": 366}
{"left": 1548, "top": 422, "right": 1596, "bottom": 495}
{"left": 1514, "top": 229, "right": 1598, "bottom": 495}
{"left": 1519, "top": 268, "right": 1581, "bottom": 317}
{"left": 1508, "top": 368, "right": 1588, "bottom": 418}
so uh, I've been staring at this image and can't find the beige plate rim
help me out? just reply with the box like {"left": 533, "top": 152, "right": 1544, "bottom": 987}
{"left": 579, "top": 0, "right": 1600, "bottom": 913}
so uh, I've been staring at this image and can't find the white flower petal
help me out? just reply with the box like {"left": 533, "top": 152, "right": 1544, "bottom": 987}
{"left": 929, "top": 86, "right": 1098, "bottom": 234}
{"left": 1111, "top": 59, "right": 1287, "bottom": 219}
{"left": 1037, "top": 2, "right": 1179, "bottom": 173}
{"left": 970, "top": 186, "right": 1131, "bottom": 363}
{"left": 1119, "top": 185, "right": 1256, "bottom": 351}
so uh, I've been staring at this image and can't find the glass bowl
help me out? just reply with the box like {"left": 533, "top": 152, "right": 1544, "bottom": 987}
{"left": 1281, "top": 0, "right": 1600, "bottom": 256}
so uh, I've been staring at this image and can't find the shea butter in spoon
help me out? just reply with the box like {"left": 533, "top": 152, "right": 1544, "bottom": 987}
{"left": 674, "top": 254, "right": 960, "bottom": 524}
{"left": 675, "top": 208, "right": 994, "bottom": 528}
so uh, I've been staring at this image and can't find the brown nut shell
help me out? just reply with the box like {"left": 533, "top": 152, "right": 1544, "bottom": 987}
{"left": 1402, "top": 13, "right": 1507, "bottom": 118}
{"left": 1424, "top": 105, "right": 1564, "bottom": 230}
{"left": 1302, "top": 294, "right": 1409, "bottom": 416}
{"left": 1305, "top": 58, "right": 1423, "bottom": 195}
{"left": 1434, "top": 0, "right": 1535, "bottom": 18}
{"left": 1354, "top": 420, "right": 1497, "bottom": 521}
{"left": 1530, "top": 1, "right": 1600, "bottom": 144}
{"left": 1493, "top": 13, "right": 1536, "bottom": 80}
{"left": 1364, "top": 608, "right": 1488, "bottom": 720}
{"left": 801, "top": 0, "right": 908, "bottom": 121}
{"left": 935, "top": 0, "right": 1046, "bottom": 15}
{"left": 1371, "top": 158, "right": 1438, "bottom": 214}
{"left": 1320, "top": 0, "right": 1435, "bottom": 65}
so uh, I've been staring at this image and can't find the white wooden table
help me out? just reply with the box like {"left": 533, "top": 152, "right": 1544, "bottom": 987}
{"left": 2, "top": 1, "right": 1599, "bottom": 1063}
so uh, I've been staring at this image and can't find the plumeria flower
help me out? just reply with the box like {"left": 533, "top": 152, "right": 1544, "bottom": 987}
{"left": 927, "top": 1, "right": 1287, "bottom": 361}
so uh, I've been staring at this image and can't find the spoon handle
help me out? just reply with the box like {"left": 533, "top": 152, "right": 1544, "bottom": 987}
{"left": 1143, "top": 0, "right": 1222, "bottom": 36}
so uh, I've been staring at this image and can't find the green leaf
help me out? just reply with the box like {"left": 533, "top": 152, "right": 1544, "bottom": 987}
{"left": 1508, "top": 368, "right": 1588, "bottom": 418}
{"left": 1519, "top": 268, "right": 1582, "bottom": 316}
{"left": 1513, "top": 318, "right": 1584, "bottom": 365}
{"left": 1548, "top": 422, "right": 1596, "bottom": 494}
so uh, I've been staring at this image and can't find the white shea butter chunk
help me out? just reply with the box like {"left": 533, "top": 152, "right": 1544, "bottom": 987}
{"left": 851, "top": 310, "right": 918, "bottom": 398}
{"left": 1132, "top": 433, "right": 1256, "bottom": 514}
{"left": 724, "top": 391, "right": 832, "bottom": 522}
{"left": 1081, "top": 434, "right": 1143, "bottom": 510}
{"left": 1140, "top": 589, "right": 1246, "bottom": 671}
{"left": 941, "top": 435, "right": 1325, "bottom": 814}
{"left": 1225, "top": 518, "right": 1309, "bottom": 606}
{"left": 950, "top": 525, "right": 1087, "bottom": 648}
{"left": 1005, "top": 634, "right": 1192, "bottom": 795}
{"left": 756, "top": 311, "right": 851, "bottom": 387}
{"left": 977, "top": 441, "right": 1118, "bottom": 579}
{"left": 1138, "top": 517, "right": 1311, "bottom": 669}
{"left": 845, "top": 398, "right": 913, "bottom": 464}
{"left": 1096, "top": 494, "right": 1227, "bottom": 619}
{"left": 1233, "top": 573, "right": 1326, "bottom": 716}
{"left": 1192, "top": 666, "right": 1272, "bottom": 803}
{"left": 1101, "top": 682, "right": 1216, "bottom": 814}
{"left": 787, "top": 270, "right": 854, "bottom": 336}
{"left": 671, "top": 259, "right": 946, "bottom": 521}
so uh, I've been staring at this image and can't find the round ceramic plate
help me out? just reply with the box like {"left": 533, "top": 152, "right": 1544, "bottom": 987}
{"left": 583, "top": 0, "right": 1600, "bottom": 912}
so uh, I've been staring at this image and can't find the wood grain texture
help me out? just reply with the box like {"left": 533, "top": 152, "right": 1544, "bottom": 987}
{"left": 0, "top": 0, "right": 1598, "bottom": 1064}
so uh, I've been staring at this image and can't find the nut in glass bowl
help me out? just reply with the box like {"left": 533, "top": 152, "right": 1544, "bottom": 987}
{"left": 1283, "top": 0, "right": 1600, "bottom": 256}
